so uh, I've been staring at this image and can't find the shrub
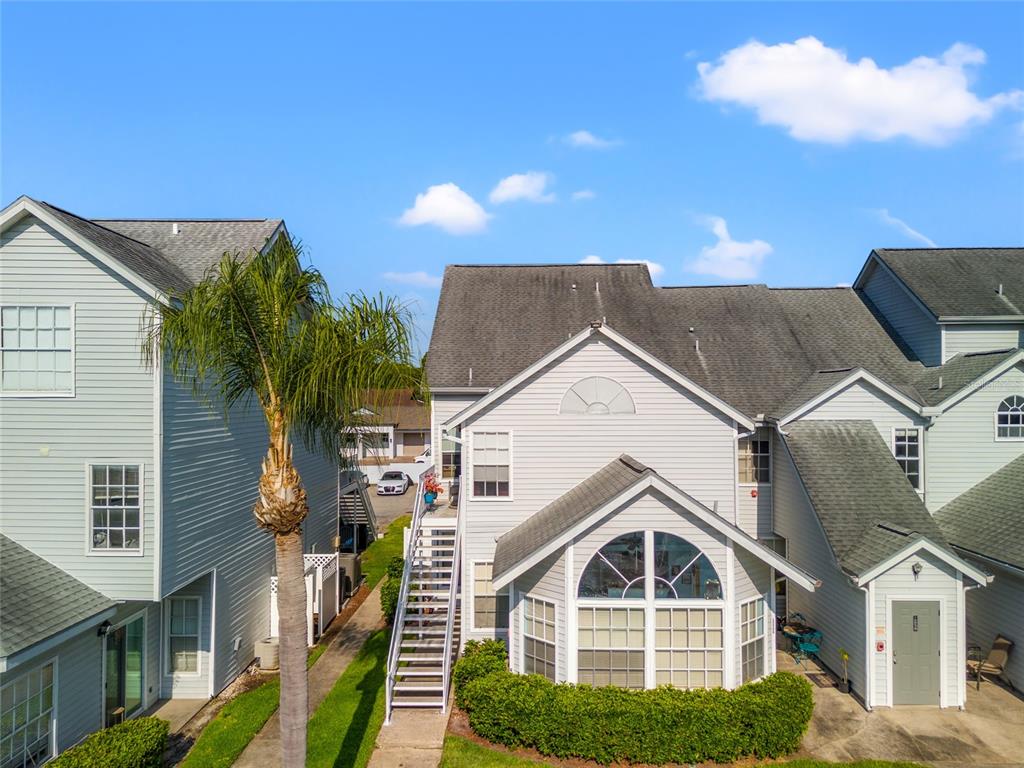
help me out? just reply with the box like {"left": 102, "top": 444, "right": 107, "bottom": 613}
{"left": 454, "top": 667, "right": 812, "bottom": 765}
{"left": 49, "top": 716, "right": 168, "bottom": 768}
{"left": 451, "top": 639, "right": 508, "bottom": 709}
{"left": 379, "top": 555, "right": 405, "bottom": 623}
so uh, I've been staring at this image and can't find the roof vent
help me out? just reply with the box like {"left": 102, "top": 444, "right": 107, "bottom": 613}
{"left": 937, "top": 375, "right": 943, "bottom": 390}
{"left": 998, "top": 283, "right": 1004, "bottom": 295}
{"left": 171, "top": 222, "right": 180, "bottom": 235}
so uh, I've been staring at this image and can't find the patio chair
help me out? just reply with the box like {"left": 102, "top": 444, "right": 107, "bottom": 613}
{"left": 792, "top": 630, "right": 822, "bottom": 668}
{"left": 968, "top": 635, "right": 1014, "bottom": 688}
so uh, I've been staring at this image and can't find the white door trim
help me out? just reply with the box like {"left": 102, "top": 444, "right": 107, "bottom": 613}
{"left": 885, "top": 595, "right": 947, "bottom": 708}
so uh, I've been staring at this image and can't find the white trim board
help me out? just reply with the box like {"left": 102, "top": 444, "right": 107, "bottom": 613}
{"left": 779, "top": 369, "right": 923, "bottom": 426}
{"left": 443, "top": 323, "right": 756, "bottom": 431}
{"left": 492, "top": 472, "right": 820, "bottom": 592}
{"left": 883, "top": 595, "right": 949, "bottom": 708}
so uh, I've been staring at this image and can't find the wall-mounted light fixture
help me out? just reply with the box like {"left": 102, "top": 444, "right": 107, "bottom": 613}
{"left": 911, "top": 562, "right": 923, "bottom": 580}
{"left": 97, "top": 620, "right": 111, "bottom": 637}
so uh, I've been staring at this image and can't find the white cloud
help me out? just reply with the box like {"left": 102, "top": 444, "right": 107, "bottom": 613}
{"left": 571, "top": 189, "right": 596, "bottom": 201}
{"left": 398, "top": 183, "right": 490, "bottom": 235}
{"left": 489, "top": 171, "right": 556, "bottom": 204}
{"left": 688, "top": 216, "right": 772, "bottom": 280}
{"left": 874, "top": 209, "right": 937, "bottom": 247}
{"left": 579, "top": 254, "right": 665, "bottom": 278}
{"left": 564, "top": 130, "right": 620, "bottom": 149}
{"left": 697, "top": 37, "right": 1023, "bottom": 145}
{"left": 381, "top": 271, "right": 443, "bottom": 289}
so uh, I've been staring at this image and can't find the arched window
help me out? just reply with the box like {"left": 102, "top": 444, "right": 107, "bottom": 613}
{"left": 559, "top": 376, "right": 635, "bottom": 415}
{"left": 997, "top": 395, "right": 1024, "bottom": 440}
{"left": 578, "top": 531, "right": 721, "bottom": 600}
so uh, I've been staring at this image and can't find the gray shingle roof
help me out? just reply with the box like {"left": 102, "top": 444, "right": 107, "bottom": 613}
{"left": 427, "top": 266, "right": 931, "bottom": 418}
{"left": 935, "top": 455, "right": 1024, "bottom": 570}
{"left": 493, "top": 455, "right": 651, "bottom": 579}
{"left": 912, "top": 349, "right": 1021, "bottom": 407}
{"left": 0, "top": 535, "right": 114, "bottom": 659}
{"left": 29, "top": 198, "right": 282, "bottom": 295}
{"left": 783, "top": 420, "right": 950, "bottom": 576}
{"left": 98, "top": 218, "right": 282, "bottom": 286}
{"left": 872, "top": 248, "right": 1024, "bottom": 318}
{"left": 37, "top": 201, "right": 193, "bottom": 295}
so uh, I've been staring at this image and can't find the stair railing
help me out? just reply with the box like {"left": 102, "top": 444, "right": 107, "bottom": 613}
{"left": 384, "top": 470, "right": 429, "bottom": 724}
{"left": 358, "top": 480, "right": 378, "bottom": 541}
{"left": 440, "top": 476, "right": 463, "bottom": 712}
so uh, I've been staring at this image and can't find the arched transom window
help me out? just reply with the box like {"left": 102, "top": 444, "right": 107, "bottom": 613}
{"left": 997, "top": 395, "right": 1024, "bottom": 440}
{"left": 559, "top": 376, "right": 635, "bottom": 415}
{"left": 578, "top": 531, "right": 721, "bottom": 600}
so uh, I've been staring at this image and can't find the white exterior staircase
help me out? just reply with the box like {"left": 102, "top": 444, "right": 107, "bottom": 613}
{"left": 385, "top": 475, "right": 461, "bottom": 720}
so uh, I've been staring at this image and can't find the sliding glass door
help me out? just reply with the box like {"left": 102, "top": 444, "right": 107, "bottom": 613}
{"left": 104, "top": 615, "right": 145, "bottom": 727}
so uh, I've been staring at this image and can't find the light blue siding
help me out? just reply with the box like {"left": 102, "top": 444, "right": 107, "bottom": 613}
{"left": 963, "top": 560, "right": 1023, "bottom": 690}
{"left": 860, "top": 261, "right": 940, "bottom": 366}
{"left": 0, "top": 215, "right": 156, "bottom": 600}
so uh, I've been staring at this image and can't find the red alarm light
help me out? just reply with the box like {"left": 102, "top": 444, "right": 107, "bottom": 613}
{"left": 750, "top": 489, "right": 758, "bottom": 498}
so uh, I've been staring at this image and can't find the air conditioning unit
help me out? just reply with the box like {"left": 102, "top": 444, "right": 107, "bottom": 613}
{"left": 255, "top": 637, "right": 279, "bottom": 671}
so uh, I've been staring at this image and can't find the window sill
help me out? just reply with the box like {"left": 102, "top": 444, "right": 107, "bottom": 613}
{"left": 87, "top": 549, "right": 144, "bottom": 557}
{"left": 737, "top": 483, "right": 772, "bottom": 488}
{"left": 0, "top": 391, "right": 75, "bottom": 399}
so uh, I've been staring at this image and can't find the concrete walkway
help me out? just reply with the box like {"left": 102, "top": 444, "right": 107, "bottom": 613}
{"left": 781, "top": 650, "right": 1024, "bottom": 767}
{"left": 367, "top": 708, "right": 448, "bottom": 768}
{"left": 234, "top": 583, "right": 385, "bottom": 768}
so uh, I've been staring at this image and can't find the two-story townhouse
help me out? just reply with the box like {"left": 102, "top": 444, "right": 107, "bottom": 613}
{"left": 385, "top": 248, "right": 1022, "bottom": 718}
{"left": 0, "top": 197, "right": 340, "bottom": 765}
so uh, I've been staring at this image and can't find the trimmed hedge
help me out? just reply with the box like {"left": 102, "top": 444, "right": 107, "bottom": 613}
{"left": 380, "top": 555, "right": 404, "bottom": 623}
{"left": 453, "top": 641, "right": 813, "bottom": 765}
{"left": 49, "top": 716, "right": 168, "bottom": 768}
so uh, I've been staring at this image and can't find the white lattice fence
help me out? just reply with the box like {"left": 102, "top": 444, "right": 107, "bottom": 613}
{"left": 268, "top": 558, "right": 327, "bottom": 647}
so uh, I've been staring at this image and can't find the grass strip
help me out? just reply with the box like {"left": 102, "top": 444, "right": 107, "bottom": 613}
{"left": 440, "top": 735, "right": 931, "bottom": 768}
{"left": 305, "top": 628, "right": 390, "bottom": 768}
{"left": 361, "top": 514, "right": 410, "bottom": 588}
{"left": 181, "top": 520, "right": 403, "bottom": 767}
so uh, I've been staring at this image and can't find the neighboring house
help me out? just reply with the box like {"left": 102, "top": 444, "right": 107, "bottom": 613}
{"left": 0, "top": 197, "right": 340, "bottom": 765}
{"left": 388, "top": 248, "right": 1023, "bottom": 716}
{"left": 343, "top": 388, "right": 429, "bottom": 481}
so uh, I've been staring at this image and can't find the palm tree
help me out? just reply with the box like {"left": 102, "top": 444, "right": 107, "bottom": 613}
{"left": 146, "top": 237, "right": 417, "bottom": 765}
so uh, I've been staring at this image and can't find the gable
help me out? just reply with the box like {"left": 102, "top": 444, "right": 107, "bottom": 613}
{"left": 858, "top": 257, "right": 940, "bottom": 365}
{"left": 794, "top": 378, "right": 926, "bottom": 443}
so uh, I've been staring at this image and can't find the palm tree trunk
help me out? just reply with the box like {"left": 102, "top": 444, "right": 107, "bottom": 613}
{"left": 276, "top": 528, "right": 308, "bottom": 765}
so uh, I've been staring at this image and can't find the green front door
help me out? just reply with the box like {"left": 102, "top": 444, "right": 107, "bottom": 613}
{"left": 892, "top": 601, "right": 940, "bottom": 705}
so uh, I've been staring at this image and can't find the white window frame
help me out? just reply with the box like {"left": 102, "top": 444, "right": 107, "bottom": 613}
{"left": 521, "top": 594, "right": 557, "bottom": 681}
{"left": 558, "top": 376, "right": 637, "bottom": 416}
{"left": 890, "top": 427, "right": 924, "bottom": 492}
{"left": 737, "top": 433, "right": 771, "bottom": 486}
{"left": 165, "top": 596, "right": 203, "bottom": 678}
{"left": 739, "top": 596, "right": 768, "bottom": 684}
{"left": 995, "top": 395, "right": 1024, "bottom": 442}
{"left": 85, "top": 462, "right": 144, "bottom": 557}
{"left": 653, "top": 605, "right": 726, "bottom": 689}
{"left": 469, "top": 430, "right": 513, "bottom": 501}
{"left": 0, "top": 658, "right": 57, "bottom": 768}
{"left": 575, "top": 604, "right": 647, "bottom": 689}
{"left": 470, "top": 561, "right": 509, "bottom": 633}
{"left": 0, "top": 303, "right": 76, "bottom": 398}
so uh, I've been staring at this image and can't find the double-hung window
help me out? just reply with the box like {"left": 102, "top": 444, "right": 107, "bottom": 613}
{"left": 0, "top": 662, "right": 55, "bottom": 768}
{"left": 0, "top": 305, "right": 73, "bottom": 394}
{"left": 893, "top": 428, "right": 921, "bottom": 489}
{"left": 738, "top": 435, "right": 770, "bottom": 484}
{"left": 167, "top": 597, "right": 201, "bottom": 674}
{"left": 472, "top": 431, "right": 510, "bottom": 497}
{"left": 740, "top": 598, "right": 767, "bottom": 683}
{"left": 472, "top": 562, "right": 509, "bottom": 630}
{"left": 90, "top": 464, "right": 141, "bottom": 552}
{"left": 522, "top": 596, "right": 556, "bottom": 681}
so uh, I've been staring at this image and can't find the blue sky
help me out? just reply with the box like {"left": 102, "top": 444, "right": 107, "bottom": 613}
{"left": 3, "top": 2, "right": 1023, "bottom": 352}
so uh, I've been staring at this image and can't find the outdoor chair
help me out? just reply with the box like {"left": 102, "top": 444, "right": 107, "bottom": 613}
{"left": 968, "top": 635, "right": 1014, "bottom": 688}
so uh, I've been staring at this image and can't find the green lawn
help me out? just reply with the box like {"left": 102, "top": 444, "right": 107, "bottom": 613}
{"left": 439, "top": 735, "right": 929, "bottom": 768}
{"left": 306, "top": 628, "right": 390, "bottom": 768}
{"left": 180, "top": 522, "right": 405, "bottom": 767}
{"left": 361, "top": 514, "right": 410, "bottom": 588}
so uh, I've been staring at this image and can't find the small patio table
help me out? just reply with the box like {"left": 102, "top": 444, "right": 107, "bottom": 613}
{"left": 783, "top": 623, "right": 822, "bottom": 666}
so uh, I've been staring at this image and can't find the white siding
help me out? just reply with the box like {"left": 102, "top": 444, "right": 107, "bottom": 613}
{"left": 737, "top": 426, "right": 773, "bottom": 537}
{"left": 871, "top": 550, "right": 961, "bottom": 707}
{"left": 510, "top": 552, "right": 565, "bottom": 679}
{"left": 926, "top": 363, "right": 1024, "bottom": 510}
{"left": 461, "top": 336, "right": 736, "bottom": 591}
{"left": 0, "top": 215, "right": 156, "bottom": 600}
{"left": 772, "top": 433, "right": 868, "bottom": 700}
{"left": 964, "top": 561, "right": 1023, "bottom": 690}
{"left": 943, "top": 324, "right": 1024, "bottom": 362}
{"left": 799, "top": 380, "right": 927, "bottom": 444}
{"left": 860, "top": 261, "right": 941, "bottom": 366}
{"left": 734, "top": 547, "right": 773, "bottom": 679}
{"left": 430, "top": 393, "right": 479, "bottom": 477}
{"left": 161, "top": 573, "right": 213, "bottom": 698}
